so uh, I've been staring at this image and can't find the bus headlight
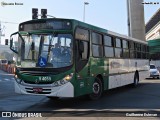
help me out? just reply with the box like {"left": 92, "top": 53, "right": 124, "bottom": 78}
{"left": 60, "top": 79, "right": 66, "bottom": 85}
{"left": 52, "top": 73, "right": 73, "bottom": 87}
{"left": 14, "top": 75, "right": 24, "bottom": 84}
{"left": 52, "top": 81, "right": 58, "bottom": 87}
{"left": 63, "top": 74, "right": 72, "bottom": 81}
{"left": 63, "top": 73, "right": 73, "bottom": 82}
{"left": 15, "top": 78, "right": 22, "bottom": 84}
{"left": 14, "top": 75, "right": 21, "bottom": 84}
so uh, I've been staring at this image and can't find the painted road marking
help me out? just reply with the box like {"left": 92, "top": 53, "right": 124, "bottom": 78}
{"left": 0, "top": 78, "right": 14, "bottom": 82}
{"left": 4, "top": 79, "right": 10, "bottom": 81}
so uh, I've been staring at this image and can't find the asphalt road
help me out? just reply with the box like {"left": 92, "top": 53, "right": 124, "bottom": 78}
{"left": 0, "top": 70, "right": 160, "bottom": 119}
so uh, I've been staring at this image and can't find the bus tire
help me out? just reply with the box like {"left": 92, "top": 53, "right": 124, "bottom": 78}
{"left": 88, "top": 77, "right": 103, "bottom": 100}
{"left": 133, "top": 73, "right": 139, "bottom": 87}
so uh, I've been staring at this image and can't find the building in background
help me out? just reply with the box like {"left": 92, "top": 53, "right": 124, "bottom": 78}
{"left": 146, "top": 8, "right": 160, "bottom": 41}
{"left": 0, "top": 45, "right": 14, "bottom": 61}
{"left": 146, "top": 8, "right": 160, "bottom": 67}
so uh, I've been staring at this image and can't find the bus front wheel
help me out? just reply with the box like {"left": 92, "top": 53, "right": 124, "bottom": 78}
{"left": 89, "top": 77, "right": 103, "bottom": 100}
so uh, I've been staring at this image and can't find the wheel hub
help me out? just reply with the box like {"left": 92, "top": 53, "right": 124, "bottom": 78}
{"left": 93, "top": 82, "right": 100, "bottom": 94}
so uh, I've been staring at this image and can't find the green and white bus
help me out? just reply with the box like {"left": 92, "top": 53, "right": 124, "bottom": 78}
{"left": 10, "top": 18, "right": 149, "bottom": 100}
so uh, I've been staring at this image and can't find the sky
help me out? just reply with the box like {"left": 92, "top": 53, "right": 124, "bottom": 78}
{"left": 0, "top": 0, "right": 159, "bottom": 45}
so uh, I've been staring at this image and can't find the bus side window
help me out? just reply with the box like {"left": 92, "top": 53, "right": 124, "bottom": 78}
{"left": 75, "top": 27, "right": 89, "bottom": 72}
{"left": 92, "top": 32, "right": 103, "bottom": 57}
{"left": 104, "top": 35, "right": 114, "bottom": 58}
{"left": 115, "top": 38, "right": 122, "bottom": 58}
{"left": 122, "top": 39, "right": 129, "bottom": 58}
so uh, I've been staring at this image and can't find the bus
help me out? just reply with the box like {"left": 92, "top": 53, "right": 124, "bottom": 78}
{"left": 10, "top": 18, "right": 149, "bottom": 100}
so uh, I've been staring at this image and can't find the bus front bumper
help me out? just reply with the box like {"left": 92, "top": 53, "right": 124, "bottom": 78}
{"left": 14, "top": 81, "right": 74, "bottom": 97}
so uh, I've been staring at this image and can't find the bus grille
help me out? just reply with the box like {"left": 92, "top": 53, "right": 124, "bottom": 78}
{"left": 24, "top": 80, "right": 53, "bottom": 84}
{"left": 20, "top": 71, "right": 58, "bottom": 76}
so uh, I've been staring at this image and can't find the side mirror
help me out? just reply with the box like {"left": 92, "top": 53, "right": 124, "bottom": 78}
{"left": 79, "top": 41, "right": 84, "bottom": 54}
{"left": 10, "top": 38, "right": 18, "bottom": 54}
{"left": 10, "top": 33, "right": 19, "bottom": 54}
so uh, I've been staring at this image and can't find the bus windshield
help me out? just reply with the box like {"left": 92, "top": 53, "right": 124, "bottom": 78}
{"left": 20, "top": 33, "right": 73, "bottom": 68}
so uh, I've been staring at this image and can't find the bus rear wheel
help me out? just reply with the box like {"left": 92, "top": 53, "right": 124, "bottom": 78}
{"left": 89, "top": 77, "right": 103, "bottom": 100}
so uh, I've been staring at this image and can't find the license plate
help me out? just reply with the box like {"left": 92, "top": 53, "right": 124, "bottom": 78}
{"left": 33, "top": 88, "right": 43, "bottom": 93}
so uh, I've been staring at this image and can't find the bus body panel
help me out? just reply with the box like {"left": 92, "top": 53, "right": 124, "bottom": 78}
{"left": 90, "top": 57, "right": 109, "bottom": 90}
{"left": 15, "top": 81, "right": 74, "bottom": 97}
{"left": 108, "top": 59, "right": 149, "bottom": 89}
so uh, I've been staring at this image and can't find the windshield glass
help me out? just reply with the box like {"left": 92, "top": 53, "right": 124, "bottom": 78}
{"left": 20, "top": 34, "right": 73, "bottom": 68}
{"left": 150, "top": 65, "right": 156, "bottom": 69}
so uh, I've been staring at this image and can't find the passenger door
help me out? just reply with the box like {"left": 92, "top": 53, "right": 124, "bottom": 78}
{"left": 75, "top": 27, "right": 90, "bottom": 96}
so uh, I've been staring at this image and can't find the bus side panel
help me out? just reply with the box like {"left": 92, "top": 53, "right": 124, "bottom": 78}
{"left": 108, "top": 59, "right": 149, "bottom": 89}
{"left": 90, "top": 57, "right": 109, "bottom": 91}
{"left": 108, "top": 58, "right": 134, "bottom": 89}
{"left": 74, "top": 62, "right": 94, "bottom": 97}
{"left": 137, "top": 59, "right": 149, "bottom": 80}
{"left": 103, "top": 58, "right": 109, "bottom": 90}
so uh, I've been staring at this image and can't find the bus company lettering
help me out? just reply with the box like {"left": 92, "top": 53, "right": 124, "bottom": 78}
{"left": 110, "top": 61, "right": 122, "bottom": 69}
{"left": 39, "top": 76, "right": 51, "bottom": 81}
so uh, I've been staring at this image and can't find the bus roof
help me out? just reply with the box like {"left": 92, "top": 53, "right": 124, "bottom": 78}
{"left": 19, "top": 18, "right": 147, "bottom": 44}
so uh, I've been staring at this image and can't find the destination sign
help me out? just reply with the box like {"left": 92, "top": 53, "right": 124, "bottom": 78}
{"left": 19, "top": 20, "right": 72, "bottom": 31}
